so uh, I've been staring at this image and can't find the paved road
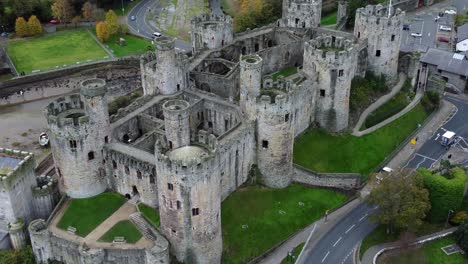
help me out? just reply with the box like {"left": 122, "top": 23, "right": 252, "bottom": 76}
{"left": 127, "top": 0, "right": 192, "bottom": 52}
{"left": 404, "top": 95, "right": 468, "bottom": 170}
{"left": 301, "top": 203, "right": 378, "bottom": 264}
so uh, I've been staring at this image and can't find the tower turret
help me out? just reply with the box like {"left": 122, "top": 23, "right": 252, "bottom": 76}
{"left": 191, "top": 13, "right": 233, "bottom": 54}
{"left": 282, "top": 0, "right": 322, "bottom": 28}
{"left": 155, "top": 134, "right": 221, "bottom": 263}
{"left": 162, "top": 99, "right": 191, "bottom": 149}
{"left": 239, "top": 54, "right": 263, "bottom": 120}
{"left": 337, "top": 0, "right": 348, "bottom": 25}
{"left": 304, "top": 34, "right": 359, "bottom": 132}
{"left": 354, "top": 4, "right": 404, "bottom": 83}
{"left": 140, "top": 37, "right": 187, "bottom": 95}
{"left": 45, "top": 78, "right": 110, "bottom": 198}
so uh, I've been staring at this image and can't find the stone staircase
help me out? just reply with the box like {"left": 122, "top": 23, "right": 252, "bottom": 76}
{"left": 128, "top": 194, "right": 140, "bottom": 205}
{"left": 129, "top": 212, "right": 157, "bottom": 241}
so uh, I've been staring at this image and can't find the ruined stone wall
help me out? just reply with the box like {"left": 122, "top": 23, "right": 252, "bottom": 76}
{"left": 304, "top": 34, "right": 359, "bottom": 132}
{"left": 354, "top": 4, "right": 404, "bottom": 83}
{"left": 282, "top": 0, "right": 322, "bottom": 28}
{"left": 337, "top": 0, "right": 348, "bottom": 24}
{"left": 293, "top": 165, "right": 361, "bottom": 189}
{"left": 0, "top": 64, "right": 140, "bottom": 105}
{"left": 189, "top": 67, "right": 239, "bottom": 99}
{"left": 191, "top": 14, "right": 234, "bottom": 54}
{"left": 258, "top": 41, "right": 303, "bottom": 74}
{"left": 290, "top": 78, "right": 315, "bottom": 136}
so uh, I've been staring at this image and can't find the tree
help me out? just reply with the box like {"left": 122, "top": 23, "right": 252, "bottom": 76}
{"left": 15, "top": 17, "right": 29, "bottom": 37}
{"left": 27, "top": 15, "right": 43, "bottom": 35}
{"left": 96, "top": 21, "right": 110, "bottom": 42}
{"left": 366, "top": 171, "right": 430, "bottom": 234}
{"left": 105, "top": 9, "right": 119, "bottom": 35}
{"left": 0, "top": 246, "right": 35, "bottom": 264}
{"left": 346, "top": 0, "right": 368, "bottom": 28}
{"left": 51, "top": 0, "right": 74, "bottom": 23}
{"left": 82, "top": 1, "right": 95, "bottom": 21}
{"left": 71, "top": 15, "right": 81, "bottom": 27}
{"left": 455, "top": 219, "right": 468, "bottom": 253}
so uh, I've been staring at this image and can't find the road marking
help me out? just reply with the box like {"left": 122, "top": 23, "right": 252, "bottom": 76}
{"left": 416, "top": 153, "right": 438, "bottom": 161}
{"left": 345, "top": 224, "right": 355, "bottom": 234}
{"left": 359, "top": 213, "right": 368, "bottom": 222}
{"left": 340, "top": 248, "right": 355, "bottom": 264}
{"left": 322, "top": 251, "right": 330, "bottom": 263}
{"left": 333, "top": 237, "right": 342, "bottom": 247}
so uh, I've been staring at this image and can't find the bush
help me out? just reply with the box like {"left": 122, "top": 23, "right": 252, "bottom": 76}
{"left": 451, "top": 211, "right": 468, "bottom": 225}
{"left": 420, "top": 167, "right": 467, "bottom": 223}
{"left": 421, "top": 90, "right": 440, "bottom": 113}
{"left": 455, "top": 219, "right": 468, "bottom": 252}
{"left": 350, "top": 71, "right": 388, "bottom": 112}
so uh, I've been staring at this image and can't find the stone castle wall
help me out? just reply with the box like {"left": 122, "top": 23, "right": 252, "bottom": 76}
{"left": 282, "top": 0, "right": 322, "bottom": 28}
{"left": 191, "top": 14, "right": 234, "bottom": 54}
{"left": 293, "top": 165, "right": 361, "bottom": 189}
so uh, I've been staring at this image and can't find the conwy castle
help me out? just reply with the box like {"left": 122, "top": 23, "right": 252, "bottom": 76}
{"left": 0, "top": 2, "right": 405, "bottom": 263}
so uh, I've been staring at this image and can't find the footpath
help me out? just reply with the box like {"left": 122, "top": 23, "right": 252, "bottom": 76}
{"left": 256, "top": 99, "right": 455, "bottom": 264}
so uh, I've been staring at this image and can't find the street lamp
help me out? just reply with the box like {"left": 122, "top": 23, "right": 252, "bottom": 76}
{"left": 121, "top": 0, "right": 125, "bottom": 14}
{"left": 445, "top": 209, "right": 454, "bottom": 228}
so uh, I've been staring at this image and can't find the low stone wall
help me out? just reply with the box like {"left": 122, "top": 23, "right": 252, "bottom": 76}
{"left": 0, "top": 59, "right": 140, "bottom": 105}
{"left": 293, "top": 164, "right": 361, "bottom": 189}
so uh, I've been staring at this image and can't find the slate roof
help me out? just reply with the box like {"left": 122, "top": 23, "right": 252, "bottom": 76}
{"left": 457, "top": 24, "right": 468, "bottom": 42}
{"left": 420, "top": 48, "right": 468, "bottom": 77}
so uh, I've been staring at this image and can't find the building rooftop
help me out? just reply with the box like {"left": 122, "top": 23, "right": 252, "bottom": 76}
{"left": 420, "top": 48, "right": 468, "bottom": 77}
{"left": 168, "top": 146, "right": 209, "bottom": 162}
{"left": 457, "top": 24, "right": 468, "bottom": 42}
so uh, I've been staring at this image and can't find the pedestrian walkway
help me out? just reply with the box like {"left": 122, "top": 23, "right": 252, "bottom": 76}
{"left": 86, "top": 29, "right": 115, "bottom": 58}
{"left": 361, "top": 227, "right": 456, "bottom": 264}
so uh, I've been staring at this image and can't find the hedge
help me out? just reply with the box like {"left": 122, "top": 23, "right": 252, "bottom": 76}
{"left": 420, "top": 167, "right": 467, "bottom": 223}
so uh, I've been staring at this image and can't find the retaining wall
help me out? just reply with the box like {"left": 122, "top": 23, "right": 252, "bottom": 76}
{"left": 293, "top": 164, "right": 361, "bottom": 189}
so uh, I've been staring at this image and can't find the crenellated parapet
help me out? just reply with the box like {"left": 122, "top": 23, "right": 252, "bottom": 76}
{"left": 191, "top": 13, "right": 233, "bottom": 54}
{"left": 0, "top": 148, "right": 35, "bottom": 191}
{"left": 305, "top": 35, "right": 359, "bottom": 66}
{"left": 281, "top": 0, "right": 322, "bottom": 29}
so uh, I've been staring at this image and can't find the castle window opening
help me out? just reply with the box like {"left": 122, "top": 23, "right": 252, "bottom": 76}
{"left": 225, "top": 119, "right": 229, "bottom": 131}
{"left": 172, "top": 229, "right": 176, "bottom": 234}
{"left": 137, "top": 170, "right": 142, "bottom": 179}
{"left": 302, "top": 22, "right": 306, "bottom": 28}
{"left": 285, "top": 113, "right": 290, "bottom": 122}
{"left": 295, "top": 18, "right": 299, "bottom": 25}
{"left": 208, "top": 121, "right": 213, "bottom": 128}
{"left": 177, "top": 200, "right": 181, "bottom": 209}
{"left": 169, "top": 141, "right": 173, "bottom": 149}
{"left": 320, "top": 89, "right": 325, "bottom": 97}
{"left": 358, "top": 32, "right": 360, "bottom": 38}
{"left": 132, "top": 185, "right": 139, "bottom": 195}
{"left": 170, "top": 200, "right": 173, "bottom": 209}
{"left": 150, "top": 174, "right": 155, "bottom": 184}
{"left": 391, "top": 34, "right": 395, "bottom": 41}
{"left": 112, "top": 160, "right": 117, "bottom": 169}
{"left": 69, "top": 140, "right": 77, "bottom": 150}
{"left": 125, "top": 166, "right": 130, "bottom": 174}
{"left": 192, "top": 208, "right": 200, "bottom": 216}
{"left": 123, "top": 134, "right": 130, "bottom": 143}
{"left": 125, "top": 193, "right": 131, "bottom": 199}
{"left": 262, "top": 140, "right": 269, "bottom": 149}
{"left": 338, "top": 70, "right": 344, "bottom": 77}
{"left": 267, "top": 40, "right": 273, "bottom": 47}
{"left": 104, "top": 136, "right": 108, "bottom": 143}
{"left": 177, "top": 84, "right": 180, "bottom": 91}
{"left": 254, "top": 43, "right": 259, "bottom": 52}
{"left": 168, "top": 183, "right": 174, "bottom": 191}
{"left": 88, "top": 151, "right": 95, "bottom": 160}
{"left": 376, "top": 50, "right": 381, "bottom": 57}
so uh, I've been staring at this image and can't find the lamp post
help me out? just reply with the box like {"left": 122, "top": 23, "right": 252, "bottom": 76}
{"left": 121, "top": 0, "right": 125, "bottom": 14}
{"left": 445, "top": 209, "right": 454, "bottom": 228}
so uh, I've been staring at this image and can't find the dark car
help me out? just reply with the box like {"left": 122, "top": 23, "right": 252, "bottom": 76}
{"left": 437, "top": 37, "right": 449, "bottom": 43}
{"left": 403, "top": 24, "right": 410, "bottom": 30}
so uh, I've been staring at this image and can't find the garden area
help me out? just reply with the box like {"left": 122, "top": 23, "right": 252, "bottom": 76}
{"left": 57, "top": 192, "right": 126, "bottom": 237}
{"left": 99, "top": 220, "right": 142, "bottom": 244}
{"left": 6, "top": 29, "right": 108, "bottom": 74}
{"left": 104, "top": 33, "right": 152, "bottom": 57}
{"left": 221, "top": 183, "right": 349, "bottom": 263}
{"left": 138, "top": 203, "right": 160, "bottom": 228}
{"left": 294, "top": 103, "right": 429, "bottom": 176}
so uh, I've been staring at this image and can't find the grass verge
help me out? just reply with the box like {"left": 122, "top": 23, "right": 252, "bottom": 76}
{"left": 105, "top": 34, "right": 153, "bottom": 57}
{"left": 294, "top": 104, "right": 430, "bottom": 177}
{"left": 378, "top": 235, "right": 467, "bottom": 264}
{"left": 99, "top": 220, "right": 142, "bottom": 243}
{"left": 6, "top": 29, "right": 107, "bottom": 73}
{"left": 221, "top": 183, "right": 348, "bottom": 263}
{"left": 281, "top": 242, "right": 305, "bottom": 264}
{"left": 57, "top": 192, "right": 126, "bottom": 237}
{"left": 138, "top": 203, "right": 160, "bottom": 228}
{"left": 271, "top": 66, "right": 298, "bottom": 80}
{"left": 321, "top": 13, "right": 337, "bottom": 25}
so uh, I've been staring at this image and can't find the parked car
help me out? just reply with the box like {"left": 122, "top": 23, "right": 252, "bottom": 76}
{"left": 439, "top": 12, "right": 444, "bottom": 17}
{"left": 411, "top": 32, "right": 422, "bottom": 37}
{"left": 438, "top": 37, "right": 449, "bottom": 42}
{"left": 130, "top": 15, "right": 136, "bottom": 21}
{"left": 49, "top": 19, "right": 59, "bottom": 24}
{"left": 440, "top": 25, "right": 452, "bottom": 31}
{"left": 445, "top": 9, "right": 457, "bottom": 15}
{"left": 403, "top": 24, "right": 410, "bottom": 30}
{"left": 153, "top": 32, "right": 162, "bottom": 37}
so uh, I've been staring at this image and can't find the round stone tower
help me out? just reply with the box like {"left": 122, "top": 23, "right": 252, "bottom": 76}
{"left": 303, "top": 35, "right": 359, "bottom": 132}
{"left": 354, "top": 4, "right": 404, "bottom": 83}
{"left": 256, "top": 92, "right": 294, "bottom": 188}
{"left": 140, "top": 36, "right": 187, "bottom": 95}
{"left": 29, "top": 219, "right": 52, "bottom": 263}
{"left": 155, "top": 138, "right": 222, "bottom": 263}
{"left": 162, "top": 99, "right": 191, "bottom": 150}
{"left": 191, "top": 13, "right": 233, "bottom": 54}
{"left": 282, "top": 0, "right": 322, "bottom": 28}
{"left": 337, "top": 0, "right": 348, "bottom": 24}
{"left": 45, "top": 78, "right": 110, "bottom": 198}
{"left": 239, "top": 54, "right": 263, "bottom": 120}
{"left": 9, "top": 219, "right": 27, "bottom": 250}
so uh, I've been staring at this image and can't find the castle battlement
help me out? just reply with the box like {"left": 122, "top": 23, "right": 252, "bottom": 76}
{"left": 0, "top": 148, "right": 35, "bottom": 191}
{"left": 154, "top": 36, "right": 175, "bottom": 51}
{"left": 286, "top": 0, "right": 319, "bottom": 4}
{"left": 240, "top": 54, "right": 263, "bottom": 70}
{"left": 155, "top": 140, "right": 217, "bottom": 172}
{"left": 191, "top": 13, "right": 233, "bottom": 26}
{"left": 32, "top": 175, "right": 57, "bottom": 197}
{"left": 305, "top": 36, "right": 359, "bottom": 65}
{"left": 356, "top": 4, "right": 404, "bottom": 22}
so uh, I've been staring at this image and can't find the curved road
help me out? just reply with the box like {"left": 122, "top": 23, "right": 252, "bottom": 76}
{"left": 299, "top": 95, "right": 468, "bottom": 264}
{"left": 126, "top": 0, "right": 192, "bottom": 52}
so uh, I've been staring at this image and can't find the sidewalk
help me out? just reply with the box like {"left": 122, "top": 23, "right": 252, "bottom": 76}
{"left": 361, "top": 227, "right": 456, "bottom": 264}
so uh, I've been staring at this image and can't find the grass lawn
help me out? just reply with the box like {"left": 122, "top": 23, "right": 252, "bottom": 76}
{"left": 221, "top": 183, "right": 348, "bottom": 263}
{"left": 57, "top": 192, "right": 126, "bottom": 237}
{"left": 104, "top": 33, "right": 152, "bottom": 57}
{"left": 281, "top": 242, "right": 305, "bottom": 264}
{"left": 379, "top": 235, "right": 468, "bottom": 264}
{"left": 360, "top": 225, "right": 399, "bottom": 259}
{"left": 6, "top": 30, "right": 108, "bottom": 73}
{"left": 99, "top": 220, "right": 142, "bottom": 244}
{"left": 321, "top": 13, "right": 337, "bottom": 25}
{"left": 294, "top": 104, "right": 430, "bottom": 177}
{"left": 271, "top": 66, "right": 298, "bottom": 80}
{"left": 138, "top": 203, "right": 160, "bottom": 227}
